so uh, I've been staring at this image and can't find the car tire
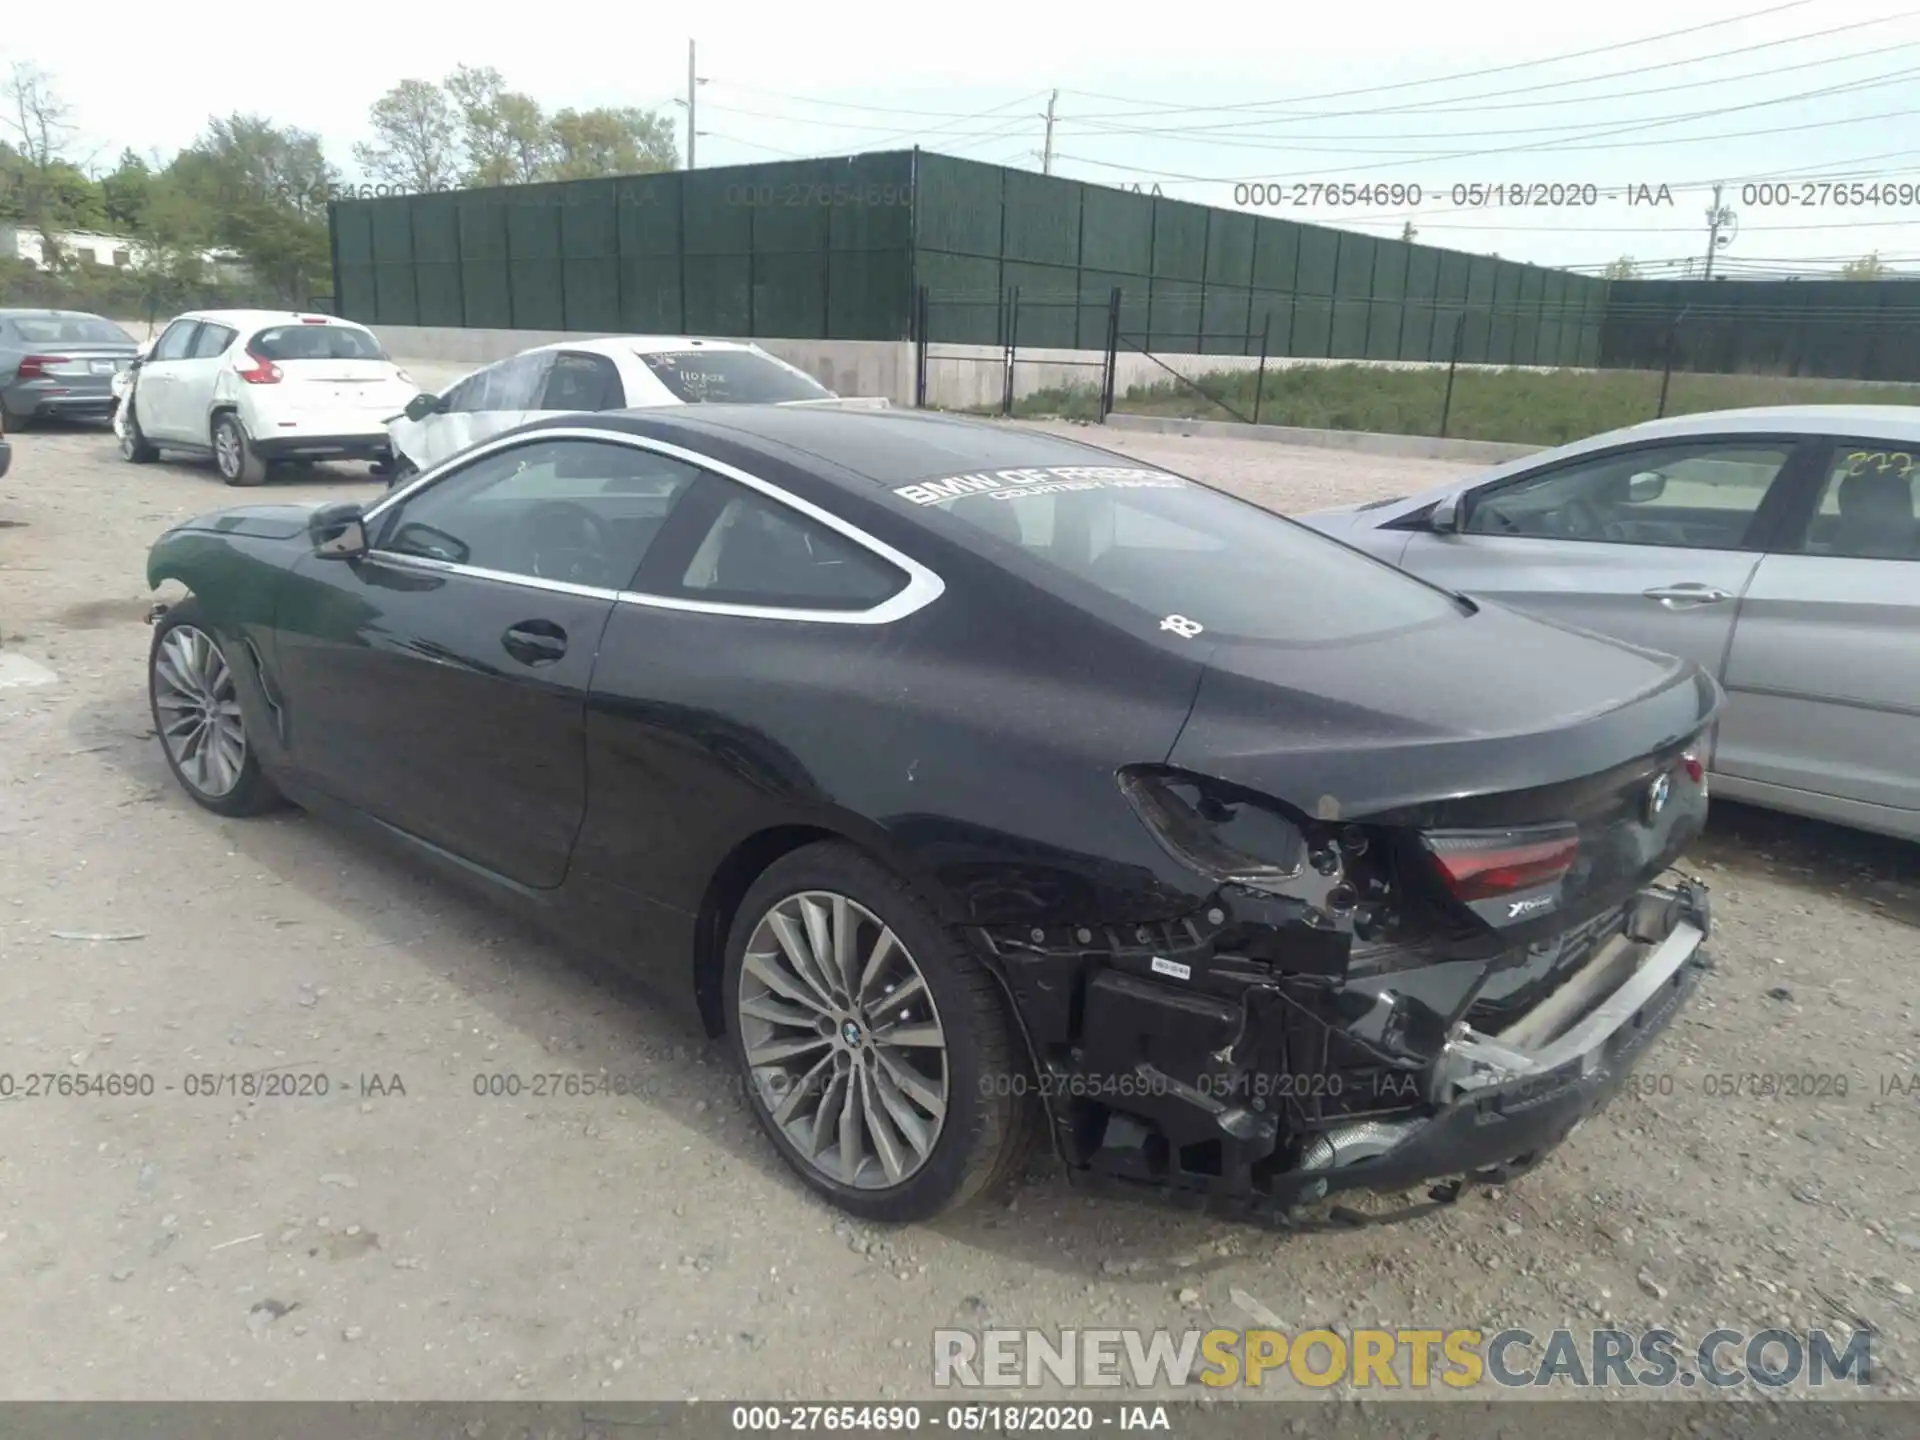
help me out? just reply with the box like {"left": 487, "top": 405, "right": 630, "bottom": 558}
{"left": 148, "top": 598, "right": 284, "bottom": 818}
{"left": 120, "top": 401, "right": 160, "bottom": 463}
{"left": 1, "top": 398, "right": 32, "bottom": 432}
{"left": 213, "top": 412, "right": 269, "bottom": 487}
{"left": 722, "top": 841, "right": 1038, "bottom": 1223}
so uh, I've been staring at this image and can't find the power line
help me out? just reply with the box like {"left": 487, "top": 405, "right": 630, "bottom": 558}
{"left": 1064, "top": 18, "right": 1917, "bottom": 133}
{"left": 1057, "top": 57, "right": 1920, "bottom": 150}
{"left": 1058, "top": 0, "right": 1820, "bottom": 116}
{"left": 700, "top": 83, "right": 1046, "bottom": 120}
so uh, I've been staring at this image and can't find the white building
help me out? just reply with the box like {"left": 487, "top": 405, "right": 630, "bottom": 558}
{"left": 0, "top": 225, "right": 245, "bottom": 277}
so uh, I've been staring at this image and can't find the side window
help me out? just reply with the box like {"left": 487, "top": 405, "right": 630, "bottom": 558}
{"left": 149, "top": 320, "right": 201, "bottom": 362}
{"left": 1797, "top": 445, "right": 1919, "bottom": 561}
{"left": 538, "top": 352, "right": 624, "bottom": 411}
{"left": 188, "top": 323, "right": 235, "bottom": 359}
{"left": 1465, "top": 440, "right": 1795, "bottom": 550}
{"left": 670, "top": 480, "right": 907, "bottom": 611}
{"left": 442, "top": 368, "right": 494, "bottom": 413}
{"left": 372, "top": 437, "right": 702, "bottom": 590}
{"left": 488, "top": 352, "right": 552, "bottom": 410}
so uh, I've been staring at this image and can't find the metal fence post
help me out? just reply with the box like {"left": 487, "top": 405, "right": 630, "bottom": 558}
{"left": 1438, "top": 311, "right": 1466, "bottom": 438}
{"left": 1657, "top": 313, "right": 1680, "bottom": 419}
{"left": 1252, "top": 311, "right": 1272, "bottom": 426}
{"left": 1101, "top": 286, "right": 1122, "bottom": 420}
{"left": 914, "top": 285, "right": 930, "bottom": 409}
{"left": 1002, "top": 286, "right": 1022, "bottom": 417}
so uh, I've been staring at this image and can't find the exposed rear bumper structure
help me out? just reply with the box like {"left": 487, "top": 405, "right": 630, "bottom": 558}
{"left": 988, "top": 876, "right": 1710, "bottom": 1226}
{"left": 250, "top": 433, "right": 392, "bottom": 463}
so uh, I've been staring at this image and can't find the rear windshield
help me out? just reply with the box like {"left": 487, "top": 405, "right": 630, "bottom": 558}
{"left": 249, "top": 324, "right": 386, "bottom": 362}
{"left": 8, "top": 315, "right": 134, "bottom": 346}
{"left": 637, "top": 350, "right": 832, "bottom": 404}
{"left": 894, "top": 466, "right": 1462, "bottom": 644}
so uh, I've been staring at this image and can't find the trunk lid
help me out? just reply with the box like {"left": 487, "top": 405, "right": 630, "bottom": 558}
{"left": 1165, "top": 598, "right": 1719, "bottom": 936}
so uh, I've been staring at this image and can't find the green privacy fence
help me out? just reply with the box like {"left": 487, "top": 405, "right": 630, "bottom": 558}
{"left": 330, "top": 152, "right": 918, "bottom": 340}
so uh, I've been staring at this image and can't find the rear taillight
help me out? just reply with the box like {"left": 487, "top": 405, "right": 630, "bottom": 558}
{"left": 1422, "top": 826, "right": 1579, "bottom": 902}
{"left": 299, "top": 316, "right": 328, "bottom": 324}
{"left": 17, "top": 355, "right": 68, "bottom": 379}
{"left": 236, "top": 349, "right": 282, "bottom": 384}
{"left": 1682, "top": 752, "right": 1704, "bottom": 784}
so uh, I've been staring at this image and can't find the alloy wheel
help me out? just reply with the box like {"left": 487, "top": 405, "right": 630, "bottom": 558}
{"left": 152, "top": 625, "right": 248, "bottom": 798}
{"left": 736, "top": 890, "right": 950, "bottom": 1190}
{"left": 215, "top": 421, "right": 242, "bottom": 479}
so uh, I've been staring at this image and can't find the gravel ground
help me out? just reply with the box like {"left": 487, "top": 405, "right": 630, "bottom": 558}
{"left": 0, "top": 397, "right": 1916, "bottom": 1406}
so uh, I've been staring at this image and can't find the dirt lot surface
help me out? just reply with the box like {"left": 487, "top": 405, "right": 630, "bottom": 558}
{"left": 1, "top": 399, "right": 1917, "bottom": 1407}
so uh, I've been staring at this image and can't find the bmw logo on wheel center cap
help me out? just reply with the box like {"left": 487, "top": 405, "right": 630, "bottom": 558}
{"left": 841, "top": 1019, "right": 864, "bottom": 1047}
{"left": 1644, "top": 771, "right": 1672, "bottom": 823}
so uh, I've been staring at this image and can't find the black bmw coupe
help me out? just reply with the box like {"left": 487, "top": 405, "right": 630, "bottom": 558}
{"left": 144, "top": 406, "right": 1716, "bottom": 1224}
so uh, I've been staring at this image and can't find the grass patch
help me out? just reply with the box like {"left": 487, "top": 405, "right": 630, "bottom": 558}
{"left": 1012, "top": 366, "right": 1920, "bottom": 447}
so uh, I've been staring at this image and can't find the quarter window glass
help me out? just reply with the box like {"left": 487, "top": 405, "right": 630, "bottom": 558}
{"left": 149, "top": 321, "right": 200, "bottom": 361}
{"left": 1465, "top": 441, "right": 1793, "bottom": 550}
{"left": 188, "top": 324, "right": 235, "bottom": 359}
{"left": 374, "top": 439, "right": 702, "bottom": 590}
{"left": 674, "top": 481, "right": 906, "bottom": 610}
{"left": 1799, "top": 446, "right": 1919, "bottom": 560}
{"left": 539, "top": 352, "right": 624, "bottom": 411}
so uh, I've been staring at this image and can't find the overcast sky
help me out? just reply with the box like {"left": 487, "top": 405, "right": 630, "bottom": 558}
{"left": 7, "top": 0, "right": 1920, "bottom": 275}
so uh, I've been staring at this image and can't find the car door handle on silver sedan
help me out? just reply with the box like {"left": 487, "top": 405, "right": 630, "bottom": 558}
{"left": 1643, "top": 583, "right": 1733, "bottom": 609}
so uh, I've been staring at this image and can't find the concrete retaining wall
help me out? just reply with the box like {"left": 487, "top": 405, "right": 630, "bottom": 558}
{"left": 1097, "top": 413, "right": 1545, "bottom": 464}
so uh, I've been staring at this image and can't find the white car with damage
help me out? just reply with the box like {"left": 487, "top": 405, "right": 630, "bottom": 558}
{"left": 386, "top": 335, "right": 888, "bottom": 481}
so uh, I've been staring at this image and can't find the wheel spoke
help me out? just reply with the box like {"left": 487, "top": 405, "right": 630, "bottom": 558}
{"left": 855, "top": 926, "right": 900, "bottom": 1005}
{"left": 746, "top": 1033, "right": 831, "bottom": 1068}
{"left": 860, "top": 1070, "right": 908, "bottom": 1183}
{"left": 772, "top": 1052, "right": 833, "bottom": 1127}
{"left": 831, "top": 895, "right": 860, "bottom": 997}
{"left": 872, "top": 971, "right": 927, "bottom": 1016}
{"left": 738, "top": 994, "right": 821, "bottom": 1029}
{"left": 838, "top": 1066, "right": 866, "bottom": 1185}
{"left": 874, "top": 1022, "right": 945, "bottom": 1049}
{"left": 809, "top": 1069, "right": 847, "bottom": 1158}
{"left": 798, "top": 898, "right": 842, "bottom": 1002}
{"left": 742, "top": 948, "right": 831, "bottom": 1014}
{"left": 873, "top": 1046, "right": 945, "bottom": 1124}
{"left": 770, "top": 910, "right": 837, "bottom": 1009}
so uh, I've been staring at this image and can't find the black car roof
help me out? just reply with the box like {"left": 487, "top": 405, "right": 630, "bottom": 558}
{"left": 590, "top": 405, "right": 1154, "bottom": 486}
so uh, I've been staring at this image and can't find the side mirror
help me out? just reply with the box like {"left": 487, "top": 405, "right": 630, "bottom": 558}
{"left": 1626, "top": 470, "right": 1668, "bottom": 503}
{"left": 1428, "top": 492, "right": 1465, "bottom": 533}
{"left": 403, "top": 393, "right": 440, "bottom": 423}
{"left": 310, "top": 501, "right": 368, "bottom": 559}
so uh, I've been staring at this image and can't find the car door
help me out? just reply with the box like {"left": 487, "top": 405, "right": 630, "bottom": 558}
{"left": 1715, "top": 437, "right": 1920, "bottom": 825}
{"left": 394, "top": 367, "right": 489, "bottom": 471}
{"left": 132, "top": 319, "right": 205, "bottom": 439}
{"left": 173, "top": 320, "right": 238, "bottom": 442}
{"left": 1392, "top": 434, "right": 1818, "bottom": 681}
{"left": 269, "top": 433, "right": 705, "bottom": 888}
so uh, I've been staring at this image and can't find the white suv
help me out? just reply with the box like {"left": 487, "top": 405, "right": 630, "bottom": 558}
{"left": 117, "top": 310, "right": 418, "bottom": 485}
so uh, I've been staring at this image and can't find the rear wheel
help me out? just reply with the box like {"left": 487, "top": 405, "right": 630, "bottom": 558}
{"left": 120, "top": 400, "right": 159, "bottom": 463}
{"left": 148, "top": 598, "right": 283, "bottom": 817}
{"left": 213, "top": 412, "right": 269, "bottom": 487}
{"left": 722, "top": 842, "right": 1036, "bottom": 1223}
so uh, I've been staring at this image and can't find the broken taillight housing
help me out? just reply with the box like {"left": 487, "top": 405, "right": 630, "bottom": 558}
{"left": 1421, "top": 825, "right": 1579, "bottom": 903}
{"left": 1117, "top": 767, "right": 1314, "bottom": 891}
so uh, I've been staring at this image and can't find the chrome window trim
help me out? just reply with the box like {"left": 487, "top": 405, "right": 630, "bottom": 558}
{"left": 360, "top": 424, "right": 945, "bottom": 626}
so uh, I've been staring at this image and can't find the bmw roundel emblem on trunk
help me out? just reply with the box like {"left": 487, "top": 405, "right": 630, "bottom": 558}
{"left": 1644, "top": 771, "right": 1672, "bottom": 823}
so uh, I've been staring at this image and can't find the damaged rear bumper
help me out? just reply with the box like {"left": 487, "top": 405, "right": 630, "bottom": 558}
{"left": 993, "top": 876, "right": 1710, "bottom": 1224}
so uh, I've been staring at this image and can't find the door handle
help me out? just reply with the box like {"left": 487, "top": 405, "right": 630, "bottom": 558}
{"left": 501, "top": 620, "right": 568, "bottom": 665}
{"left": 1642, "top": 583, "right": 1733, "bottom": 608}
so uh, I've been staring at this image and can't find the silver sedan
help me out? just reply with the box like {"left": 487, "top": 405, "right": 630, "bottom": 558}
{"left": 1299, "top": 405, "right": 1920, "bottom": 843}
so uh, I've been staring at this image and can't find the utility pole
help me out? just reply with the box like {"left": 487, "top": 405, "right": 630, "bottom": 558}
{"left": 1702, "top": 182, "right": 1736, "bottom": 279}
{"left": 687, "top": 41, "right": 699, "bottom": 170}
{"left": 1042, "top": 90, "right": 1058, "bottom": 175}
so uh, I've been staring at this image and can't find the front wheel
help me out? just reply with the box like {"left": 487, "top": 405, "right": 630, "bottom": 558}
{"left": 723, "top": 842, "right": 1036, "bottom": 1223}
{"left": 213, "top": 413, "right": 269, "bottom": 486}
{"left": 148, "top": 599, "right": 283, "bottom": 817}
{"left": 120, "top": 401, "right": 159, "bottom": 463}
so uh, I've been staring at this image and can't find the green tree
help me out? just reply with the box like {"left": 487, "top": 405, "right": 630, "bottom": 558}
{"left": 1602, "top": 256, "right": 1639, "bottom": 279}
{"left": 1840, "top": 252, "right": 1889, "bottom": 279}
{"left": 100, "top": 148, "right": 154, "bottom": 231}
{"left": 353, "top": 78, "right": 459, "bottom": 191}
{"left": 164, "top": 115, "right": 337, "bottom": 301}
{"left": 548, "top": 106, "right": 678, "bottom": 180}
{"left": 445, "top": 65, "right": 553, "bottom": 186}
